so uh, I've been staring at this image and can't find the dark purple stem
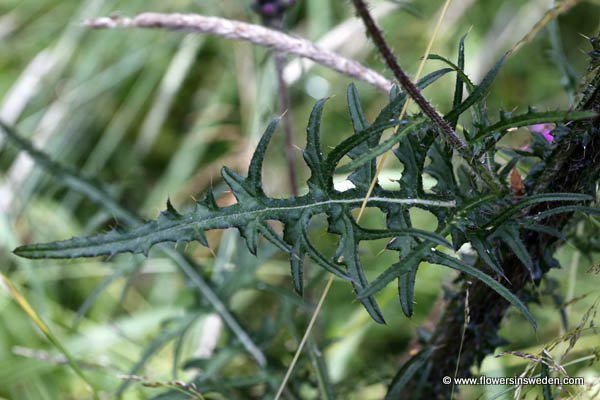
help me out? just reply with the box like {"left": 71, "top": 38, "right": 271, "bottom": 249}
{"left": 351, "top": 0, "right": 466, "bottom": 151}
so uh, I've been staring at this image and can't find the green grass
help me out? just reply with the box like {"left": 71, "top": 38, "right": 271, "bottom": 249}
{"left": 1, "top": 0, "right": 600, "bottom": 398}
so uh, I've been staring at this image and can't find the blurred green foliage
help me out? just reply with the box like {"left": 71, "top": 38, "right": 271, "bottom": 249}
{"left": 1, "top": 0, "right": 600, "bottom": 399}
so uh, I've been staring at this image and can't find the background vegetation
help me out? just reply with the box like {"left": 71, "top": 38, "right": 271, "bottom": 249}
{"left": 1, "top": 0, "right": 600, "bottom": 398}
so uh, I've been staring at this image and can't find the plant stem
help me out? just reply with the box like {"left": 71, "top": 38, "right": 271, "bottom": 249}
{"left": 274, "top": 275, "right": 334, "bottom": 400}
{"left": 350, "top": 0, "right": 465, "bottom": 151}
{"left": 84, "top": 13, "right": 393, "bottom": 92}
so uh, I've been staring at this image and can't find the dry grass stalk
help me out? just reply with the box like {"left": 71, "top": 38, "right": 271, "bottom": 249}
{"left": 84, "top": 13, "right": 394, "bottom": 92}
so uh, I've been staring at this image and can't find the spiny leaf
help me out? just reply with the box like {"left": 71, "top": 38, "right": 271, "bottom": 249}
{"left": 338, "top": 70, "right": 452, "bottom": 190}
{"left": 247, "top": 117, "right": 281, "bottom": 197}
{"left": 290, "top": 240, "right": 305, "bottom": 296}
{"left": 486, "top": 193, "right": 593, "bottom": 228}
{"left": 385, "top": 349, "right": 432, "bottom": 400}
{"left": 221, "top": 167, "right": 259, "bottom": 207}
{"left": 240, "top": 219, "right": 260, "bottom": 255}
{"left": 398, "top": 262, "right": 419, "bottom": 318}
{"left": 347, "top": 83, "right": 369, "bottom": 133}
{"left": 346, "top": 83, "right": 376, "bottom": 190}
{"left": 428, "top": 53, "right": 475, "bottom": 91}
{"left": 450, "top": 33, "right": 468, "bottom": 129}
{"left": 325, "top": 119, "right": 401, "bottom": 175}
{"left": 297, "top": 222, "right": 355, "bottom": 283}
{"left": 373, "top": 68, "right": 454, "bottom": 126}
{"left": 335, "top": 120, "right": 426, "bottom": 175}
{"left": 491, "top": 224, "right": 533, "bottom": 274}
{"left": 10, "top": 86, "right": 588, "bottom": 328}
{"left": 427, "top": 251, "right": 537, "bottom": 329}
{"left": 304, "top": 98, "right": 331, "bottom": 191}
{"left": 335, "top": 213, "right": 386, "bottom": 324}
{"left": 0, "top": 120, "right": 267, "bottom": 366}
{"left": 444, "top": 54, "right": 506, "bottom": 123}
{"left": 531, "top": 205, "right": 600, "bottom": 221}
{"left": 393, "top": 126, "right": 434, "bottom": 197}
{"left": 467, "top": 233, "right": 505, "bottom": 277}
{"left": 357, "top": 244, "right": 431, "bottom": 301}
{"left": 473, "top": 109, "right": 597, "bottom": 141}
{"left": 357, "top": 227, "right": 452, "bottom": 249}
{"left": 425, "top": 139, "right": 457, "bottom": 196}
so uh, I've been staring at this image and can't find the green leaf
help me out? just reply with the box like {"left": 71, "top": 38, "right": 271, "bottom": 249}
{"left": 398, "top": 262, "right": 418, "bottom": 317}
{"left": 325, "top": 119, "right": 401, "bottom": 175}
{"left": 490, "top": 223, "right": 533, "bottom": 273}
{"left": 345, "top": 82, "right": 376, "bottom": 190}
{"left": 467, "top": 233, "right": 505, "bottom": 277}
{"left": 532, "top": 205, "right": 600, "bottom": 221}
{"left": 385, "top": 349, "right": 432, "bottom": 400}
{"left": 486, "top": 193, "right": 593, "bottom": 228}
{"left": 473, "top": 109, "right": 597, "bottom": 141}
{"left": 221, "top": 167, "right": 259, "bottom": 207}
{"left": 347, "top": 83, "right": 369, "bottom": 133}
{"left": 240, "top": 219, "right": 260, "bottom": 255}
{"left": 247, "top": 117, "right": 281, "bottom": 196}
{"left": 357, "top": 245, "right": 431, "bottom": 301}
{"left": 290, "top": 240, "right": 305, "bottom": 296}
{"left": 428, "top": 53, "right": 474, "bottom": 92}
{"left": 297, "top": 223, "right": 355, "bottom": 283}
{"left": 335, "top": 120, "right": 426, "bottom": 175}
{"left": 357, "top": 227, "right": 452, "bottom": 249}
{"left": 444, "top": 54, "right": 506, "bottom": 123}
{"left": 428, "top": 251, "right": 537, "bottom": 329}
{"left": 450, "top": 33, "right": 468, "bottom": 129}
{"left": 304, "top": 98, "right": 331, "bottom": 191}
{"left": 425, "top": 139, "right": 457, "bottom": 196}
{"left": 393, "top": 126, "right": 434, "bottom": 197}
{"left": 335, "top": 213, "right": 386, "bottom": 324}
{"left": 373, "top": 68, "right": 454, "bottom": 127}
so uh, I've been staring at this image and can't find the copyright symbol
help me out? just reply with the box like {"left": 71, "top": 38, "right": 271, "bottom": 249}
{"left": 443, "top": 376, "right": 451, "bottom": 385}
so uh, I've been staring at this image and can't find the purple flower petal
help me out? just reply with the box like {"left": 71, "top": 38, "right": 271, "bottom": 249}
{"left": 262, "top": 3, "right": 276, "bottom": 15}
{"left": 529, "top": 123, "right": 554, "bottom": 143}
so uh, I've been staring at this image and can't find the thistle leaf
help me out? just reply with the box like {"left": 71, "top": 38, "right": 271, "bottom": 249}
{"left": 491, "top": 223, "right": 533, "bottom": 273}
{"left": 10, "top": 88, "right": 583, "bottom": 328}
{"left": 451, "top": 33, "right": 468, "bottom": 129}
{"left": 486, "top": 193, "right": 593, "bottom": 228}
{"left": 347, "top": 83, "right": 369, "bottom": 133}
{"left": 335, "top": 213, "right": 386, "bottom": 324}
{"left": 467, "top": 232, "right": 505, "bottom": 277}
{"left": 427, "top": 251, "right": 537, "bottom": 329}
{"left": 335, "top": 120, "right": 426, "bottom": 175}
{"left": 398, "top": 262, "right": 419, "bottom": 318}
{"left": 444, "top": 54, "right": 506, "bottom": 123}
{"left": 304, "top": 98, "right": 331, "bottom": 191}
{"left": 247, "top": 117, "right": 281, "bottom": 197}
{"left": 385, "top": 349, "right": 432, "bottom": 400}
{"left": 290, "top": 240, "right": 305, "bottom": 296}
{"left": 473, "top": 110, "right": 596, "bottom": 141}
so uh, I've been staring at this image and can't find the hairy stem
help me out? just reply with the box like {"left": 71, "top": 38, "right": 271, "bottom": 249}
{"left": 350, "top": 0, "right": 465, "bottom": 151}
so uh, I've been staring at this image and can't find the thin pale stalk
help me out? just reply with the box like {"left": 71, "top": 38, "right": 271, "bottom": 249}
{"left": 84, "top": 13, "right": 393, "bottom": 92}
{"left": 274, "top": 275, "right": 334, "bottom": 400}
